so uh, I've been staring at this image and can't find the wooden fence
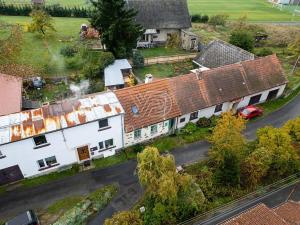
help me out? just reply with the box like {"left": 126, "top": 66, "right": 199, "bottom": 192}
{"left": 144, "top": 53, "right": 197, "bottom": 66}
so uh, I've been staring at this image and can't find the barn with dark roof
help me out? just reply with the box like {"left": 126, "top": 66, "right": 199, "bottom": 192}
{"left": 127, "top": 0, "right": 194, "bottom": 48}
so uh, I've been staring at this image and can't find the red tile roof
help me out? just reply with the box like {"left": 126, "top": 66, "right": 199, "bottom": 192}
{"left": 0, "top": 73, "right": 22, "bottom": 116}
{"left": 115, "top": 79, "right": 181, "bottom": 132}
{"left": 274, "top": 201, "right": 300, "bottom": 225}
{"left": 116, "top": 55, "right": 287, "bottom": 133}
{"left": 221, "top": 203, "right": 288, "bottom": 225}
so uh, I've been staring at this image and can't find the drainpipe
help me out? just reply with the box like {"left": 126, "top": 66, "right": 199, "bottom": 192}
{"left": 120, "top": 113, "right": 125, "bottom": 151}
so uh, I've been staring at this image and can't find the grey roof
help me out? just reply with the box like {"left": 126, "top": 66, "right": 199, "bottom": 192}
{"left": 194, "top": 40, "right": 255, "bottom": 69}
{"left": 127, "top": 0, "right": 191, "bottom": 29}
{"left": 104, "top": 59, "right": 132, "bottom": 87}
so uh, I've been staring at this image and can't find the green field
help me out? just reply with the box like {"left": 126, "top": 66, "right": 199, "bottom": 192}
{"left": 0, "top": 16, "right": 88, "bottom": 76}
{"left": 2, "top": 0, "right": 300, "bottom": 21}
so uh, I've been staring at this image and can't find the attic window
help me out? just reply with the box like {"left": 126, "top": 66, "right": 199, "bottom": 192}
{"left": 131, "top": 105, "right": 139, "bottom": 115}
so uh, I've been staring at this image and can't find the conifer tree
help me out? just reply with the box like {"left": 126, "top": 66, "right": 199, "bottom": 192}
{"left": 90, "top": 0, "right": 143, "bottom": 58}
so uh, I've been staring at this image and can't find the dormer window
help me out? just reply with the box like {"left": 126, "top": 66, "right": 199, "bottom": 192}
{"left": 131, "top": 105, "right": 139, "bottom": 115}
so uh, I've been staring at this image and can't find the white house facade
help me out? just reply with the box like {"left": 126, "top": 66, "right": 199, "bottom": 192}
{"left": 0, "top": 92, "right": 124, "bottom": 184}
{"left": 116, "top": 55, "right": 288, "bottom": 146}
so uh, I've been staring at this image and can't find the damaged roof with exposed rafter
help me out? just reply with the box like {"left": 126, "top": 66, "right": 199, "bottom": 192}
{"left": 0, "top": 92, "right": 124, "bottom": 145}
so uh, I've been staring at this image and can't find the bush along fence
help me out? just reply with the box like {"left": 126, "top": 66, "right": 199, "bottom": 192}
{"left": 0, "top": 2, "right": 90, "bottom": 18}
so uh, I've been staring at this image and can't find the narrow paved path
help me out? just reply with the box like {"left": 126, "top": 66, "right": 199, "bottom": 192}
{"left": 1, "top": 94, "right": 300, "bottom": 223}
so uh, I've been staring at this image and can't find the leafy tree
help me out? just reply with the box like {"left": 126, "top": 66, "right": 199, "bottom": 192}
{"left": 229, "top": 30, "right": 255, "bottom": 52}
{"left": 256, "top": 127, "right": 300, "bottom": 178}
{"left": 29, "top": 9, "right": 56, "bottom": 36}
{"left": 283, "top": 117, "right": 300, "bottom": 142}
{"left": 208, "top": 112, "right": 246, "bottom": 167}
{"left": 137, "top": 147, "right": 178, "bottom": 201}
{"left": 215, "top": 150, "right": 241, "bottom": 187}
{"left": 242, "top": 147, "right": 273, "bottom": 187}
{"left": 137, "top": 147, "right": 205, "bottom": 224}
{"left": 0, "top": 25, "right": 23, "bottom": 65}
{"left": 90, "top": 0, "right": 143, "bottom": 58}
{"left": 104, "top": 210, "right": 142, "bottom": 225}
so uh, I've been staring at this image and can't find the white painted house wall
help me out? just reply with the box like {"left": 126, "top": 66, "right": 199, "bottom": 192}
{"left": 0, "top": 114, "right": 124, "bottom": 178}
{"left": 124, "top": 120, "right": 171, "bottom": 147}
{"left": 176, "top": 85, "right": 286, "bottom": 129}
{"left": 152, "top": 29, "right": 180, "bottom": 43}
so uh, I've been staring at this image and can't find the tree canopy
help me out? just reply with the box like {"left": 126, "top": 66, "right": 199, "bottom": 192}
{"left": 104, "top": 210, "right": 142, "bottom": 225}
{"left": 229, "top": 30, "right": 255, "bottom": 52}
{"left": 29, "top": 9, "right": 56, "bottom": 36}
{"left": 90, "top": 0, "right": 143, "bottom": 58}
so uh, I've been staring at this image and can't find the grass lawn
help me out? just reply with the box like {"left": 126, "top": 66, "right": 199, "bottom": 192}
{"left": 140, "top": 47, "right": 189, "bottom": 58}
{"left": 0, "top": 16, "right": 88, "bottom": 76}
{"left": 134, "top": 60, "right": 195, "bottom": 80}
{"left": 4, "top": 0, "right": 300, "bottom": 21}
{"left": 188, "top": 0, "right": 300, "bottom": 21}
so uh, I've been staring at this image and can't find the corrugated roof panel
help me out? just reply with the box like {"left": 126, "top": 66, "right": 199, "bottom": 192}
{"left": 0, "top": 91, "right": 124, "bottom": 145}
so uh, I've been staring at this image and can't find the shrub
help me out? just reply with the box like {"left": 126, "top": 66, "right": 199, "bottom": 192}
{"left": 256, "top": 48, "right": 273, "bottom": 57}
{"left": 60, "top": 45, "right": 78, "bottom": 57}
{"left": 191, "top": 14, "right": 209, "bottom": 23}
{"left": 208, "top": 14, "right": 229, "bottom": 27}
{"left": 65, "top": 56, "right": 83, "bottom": 70}
{"left": 181, "top": 122, "right": 198, "bottom": 135}
{"left": 197, "top": 117, "right": 211, "bottom": 128}
{"left": 132, "top": 50, "right": 144, "bottom": 68}
{"left": 166, "top": 33, "right": 181, "bottom": 48}
{"left": 132, "top": 144, "right": 145, "bottom": 154}
{"left": 229, "top": 30, "right": 255, "bottom": 52}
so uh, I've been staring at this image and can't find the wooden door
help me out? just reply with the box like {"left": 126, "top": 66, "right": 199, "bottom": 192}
{"left": 0, "top": 165, "right": 24, "bottom": 185}
{"left": 77, "top": 146, "right": 90, "bottom": 161}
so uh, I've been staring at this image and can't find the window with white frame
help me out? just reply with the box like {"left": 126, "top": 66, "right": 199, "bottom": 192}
{"left": 37, "top": 156, "right": 58, "bottom": 169}
{"left": 214, "top": 104, "right": 223, "bottom": 113}
{"left": 99, "top": 142, "right": 104, "bottom": 150}
{"left": 134, "top": 129, "right": 142, "bottom": 139}
{"left": 98, "top": 119, "right": 109, "bottom": 129}
{"left": 105, "top": 139, "right": 114, "bottom": 148}
{"left": 150, "top": 125, "right": 158, "bottom": 135}
{"left": 180, "top": 118, "right": 186, "bottom": 123}
{"left": 190, "top": 112, "right": 198, "bottom": 121}
{"left": 33, "top": 135, "right": 48, "bottom": 146}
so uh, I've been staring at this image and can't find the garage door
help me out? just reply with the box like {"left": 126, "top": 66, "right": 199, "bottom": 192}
{"left": 0, "top": 165, "right": 24, "bottom": 185}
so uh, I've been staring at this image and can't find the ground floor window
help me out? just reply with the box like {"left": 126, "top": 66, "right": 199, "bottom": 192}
{"left": 214, "top": 104, "right": 223, "bottom": 113}
{"left": 151, "top": 125, "right": 158, "bottom": 135}
{"left": 190, "top": 112, "right": 198, "bottom": 121}
{"left": 37, "top": 156, "right": 57, "bottom": 169}
{"left": 134, "top": 129, "right": 142, "bottom": 139}
{"left": 105, "top": 139, "right": 114, "bottom": 148}
{"left": 180, "top": 118, "right": 186, "bottom": 123}
{"left": 99, "top": 142, "right": 104, "bottom": 150}
{"left": 249, "top": 94, "right": 262, "bottom": 105}
{"left": 267, "top": 89, "right": 279, "bottom": 100}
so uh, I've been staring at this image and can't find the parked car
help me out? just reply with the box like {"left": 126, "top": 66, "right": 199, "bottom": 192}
{"left": 238, "top": 105, "right": 263, "bottom": 119}
{"left": 5, "top": 210, "right": 39, "bottom": 225}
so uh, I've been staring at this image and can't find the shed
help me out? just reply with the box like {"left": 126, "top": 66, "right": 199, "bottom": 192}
{"left": 104, "top": 59, "right": 132, "bottom": 90}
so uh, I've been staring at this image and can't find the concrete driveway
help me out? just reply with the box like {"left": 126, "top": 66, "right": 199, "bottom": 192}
{"left": 1, "top": 94, "right": 300, "bottom": 224}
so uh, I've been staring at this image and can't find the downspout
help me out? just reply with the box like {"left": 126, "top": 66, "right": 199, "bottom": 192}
{"left": 120, "top": 113, "right": 125, "bottom": 151}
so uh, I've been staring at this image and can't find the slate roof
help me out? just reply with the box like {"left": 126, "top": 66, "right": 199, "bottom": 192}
{"left": 115, "top": 55, "right": 287, "bottom": 133}
{"left": 0, "top": 92, "right": 124, "bottom": 145}
{"left": 0, "top": 73, "right": 22, "bottom": 116}
{"left": 194, "top": 40, "right": 255, "bottom": 69}
{"left": 127, "top": 0, "right": 191, "bottom": 29}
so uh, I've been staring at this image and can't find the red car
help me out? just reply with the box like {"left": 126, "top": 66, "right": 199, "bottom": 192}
{"left": 238, "top": 105, "right": 263, "bottom": 119}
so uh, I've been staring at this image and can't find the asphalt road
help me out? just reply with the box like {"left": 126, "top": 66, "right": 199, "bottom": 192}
{"left": 1, "top": 94, "right": 300, "bottom": 223}
{"left": 196, "top": 181, "right": 300, "bottom": 225}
